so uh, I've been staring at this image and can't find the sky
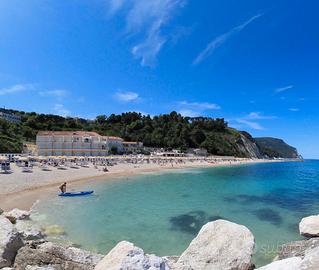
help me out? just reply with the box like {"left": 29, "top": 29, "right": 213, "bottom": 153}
{"left": 0, "top": 0, "right": 318, "bottom": 158}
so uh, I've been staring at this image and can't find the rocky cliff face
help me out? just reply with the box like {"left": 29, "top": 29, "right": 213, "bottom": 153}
{"left": 237, "top": 133, "right": 263, "bottom": 159}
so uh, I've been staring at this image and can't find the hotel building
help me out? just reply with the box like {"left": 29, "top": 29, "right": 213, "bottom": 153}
{"left": 36, "top": 131, "right": 142, "bottom": 156}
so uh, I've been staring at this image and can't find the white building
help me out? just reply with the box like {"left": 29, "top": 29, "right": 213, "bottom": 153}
{"left": 123, "top": 141, "right": 144, "bottom": 154}
{"left": 0, "top": 111, "right": 21, "bottom": 123}
{"left": 36, "top": 131, "right": 108, "bottom": 156}
{"left": 103, "top": 136, "right": 124, "bottom": 153}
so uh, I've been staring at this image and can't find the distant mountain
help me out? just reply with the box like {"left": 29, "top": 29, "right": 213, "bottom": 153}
{"left": 254, "top": 137, "right": 300, "bottom": 159}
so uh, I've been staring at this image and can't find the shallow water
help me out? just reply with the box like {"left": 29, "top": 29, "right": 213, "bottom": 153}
{"left": 32, "top": 160, "right": 319, "bottom": 267}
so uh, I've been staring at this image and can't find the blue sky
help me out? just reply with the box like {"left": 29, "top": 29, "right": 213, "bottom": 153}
{"left": 0, "top": 0, "right": 318, "bottom": 158}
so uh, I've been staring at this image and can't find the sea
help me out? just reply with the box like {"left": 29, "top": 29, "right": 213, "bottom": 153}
{"left": 31, "top": 160, "right": 319, "bottom": 267}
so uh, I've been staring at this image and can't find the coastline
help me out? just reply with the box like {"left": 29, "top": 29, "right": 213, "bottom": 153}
{"left": 0, "top": 158, "right": 288, "bottom": 211}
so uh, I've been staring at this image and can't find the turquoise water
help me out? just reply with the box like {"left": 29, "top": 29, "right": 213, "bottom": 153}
{"left": 32, "top": 160, "right": 319, "bottom": 266}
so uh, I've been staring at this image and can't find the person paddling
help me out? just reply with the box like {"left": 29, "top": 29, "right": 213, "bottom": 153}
{"left": 59, "top": 182, "right": 67, "bottom": 193}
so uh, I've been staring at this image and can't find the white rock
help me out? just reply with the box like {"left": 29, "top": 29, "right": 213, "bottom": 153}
{"left": 256, "top": 257, "right": 302, "bottom": 270}
{"left": 299, "top": 246, "right": 319, "bottom": 269}
{"left": 174, "top": 220, "right": 255, "bottom": 270}
{"left": 300, "top": 215, "right": 319, "bottom": 237}
{"left": 26, "top": 266, "right": 55, "bottom": 270}
{"left": 0, "top": 216, "right": 24, "bottom": 268}
{"left": 15, "top": 220, "right": 45, "bottom": 241}
{"left": 95, "top": 241, "right": 169, "bottom": 270}
{"left": 4, "top": 208, "right": 30, "bottom": 224}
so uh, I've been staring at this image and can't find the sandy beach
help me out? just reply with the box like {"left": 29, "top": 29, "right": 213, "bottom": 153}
{"left": 0, "top": 157, "right": 280, "bottom": 211}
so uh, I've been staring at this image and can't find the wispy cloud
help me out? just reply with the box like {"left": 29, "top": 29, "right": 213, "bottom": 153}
{"left": 289, "top": 108, "right": 300, "bottom": 112}
{"left": 177, "top": 100, "right": 220, "bottom": 117}
{"left": 0, "top": 83, "right": 35, "bottom": 96}
{"left": 193, "top": 14, "right": 262, "bottom": 65}
{"left": 247, "top": 112, "right": 277, "bottom": 120}
{"left": 274, "top": 85, "right": 294, "bottom": 93}
{"left": 235, "top": 119, "right": 265, "bottom": 130}
{"left": 179, "top": 100, "right": 221, "bottom": 110}
{"left": 53, "top": 104, "right": 70, "bottom": 117}
{"left": 231, "top": 111, "right": 276, "bottom": 131}
{"left": 178, "top": 109, "right": 200, "bottom": 117}
{"left": 107, "top": 0, "right": 186, "bottom": 67}
{"left": 39, "top": 89, "right": 68, "bottom": 97}
{"left": 114, "top": 90, "right": 139, "bottom": 102}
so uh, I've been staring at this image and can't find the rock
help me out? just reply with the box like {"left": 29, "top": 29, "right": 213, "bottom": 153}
{"left": 299, "top": 246, "right": 319, "bottom": 269}
{"left": 0, "top": 208, "right": 4, "bottom": 215}
{"left": 0, "top": 216, "right": 24, "bottom": 268}
{"left": 15, "top": 220, "right": 45, "bottom": 241}
{"left": 174, "top": 220, "right": 255, "bottom": 270}
{"left": 277, "top": 238, "right": 319, "bottom": 260}
{"left": 26, "top": 266, "right": 55, "bottom": 270}
{"left": 300, "top": 215, "right": 319, "bottom": 237}
{"left": 95, "top": 241, "right": 169, "bottom": 270}
{"left": 4, "top": 209, "right": 30, "bottom": 224}
{"left": 256, "top": 257, "right": 302, "bottom": 270}
{"left": 14, "top": 242, "right": 103, "bottom": 270}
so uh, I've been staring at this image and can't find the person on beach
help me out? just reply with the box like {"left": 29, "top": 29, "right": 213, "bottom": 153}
{"left": 59, "top": 182, "right": 67, "bottom": 193}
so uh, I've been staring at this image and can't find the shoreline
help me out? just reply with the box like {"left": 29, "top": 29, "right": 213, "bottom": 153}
{"left": 0, "top": 158, "right": 290, "bottom": 211}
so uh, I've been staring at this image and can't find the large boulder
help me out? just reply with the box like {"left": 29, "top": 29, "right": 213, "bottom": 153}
{"left": 95, "top": 241, "right": 169, "bottom": 270}
{"left": 256, "top": 257, "right": 302, "bottom": 270}
{"left": 299, "top": 246, "right": 319, "bottom": 269}
{"left": 4, "top": 209, "right": 30, "bottom": 224}
{"left": 173, "top": 220, "right": 255, "bottom": 270}
{"left": 300, "top": 215, "right": 319, "bottom": 237}
{"left": 277, "top": 238, "right": 319, "bottom": 260}
{"left": 0, "top": 216, "right": 24, "bottom": 268}
{"left": 14, "top": 242, "right": 103, "bottom": 270}
{"left": 15, "top": 220, "right": 45, "bottom": 241}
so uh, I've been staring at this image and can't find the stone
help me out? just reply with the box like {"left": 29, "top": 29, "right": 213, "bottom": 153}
{"left": 299, "top": 246, "right": 319, "bottom": 269}
{"left": 174, "top": 220, "right": 255, "bottom": 270}
{"left": 300, "top": 215, "right": 319, "bottom": 237}
{"left": 14, "top": 242, "right": 103, "bottom": 270}
{"left": 15, "top": 220, "right": 45, "bottom": 241}
{"left": 4, "top": 208, "right": 30, "bottom": 224}
{"left": 256, "top": 257, "right": 302, "bottom": 270}
{"left": 0, "top": 216, "right": 24, "bottom": 268}
{"left": 0, "top": 208, "right": 4, "bottom": 215}
{"left": 277, "top": 238, "right": 319, "bottom": 260}
{"left": 26, "top": 266, "right": 55, "bottom": 270}
{"left": 95, "top": 241, "right": 169, "bottom": 270}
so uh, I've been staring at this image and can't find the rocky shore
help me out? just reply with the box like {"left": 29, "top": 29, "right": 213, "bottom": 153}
{"left": 1, "top": 207, "right": 319, "bottom": 269}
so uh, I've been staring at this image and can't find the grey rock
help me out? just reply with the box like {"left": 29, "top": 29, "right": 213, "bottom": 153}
{"left": 277, "top": 238, "right": 319, "bottom": 260}
{"left": 256, "top": 257, "right": 302, "bottom": 270}
{"left": 14, "top": 242, "right": 103, "bottom": 270}
{"left": 0, "top": 216, "right": 24, "bottom": 268}
{"left": 173, "top": 220, "right": 255, "bottom": 270}
{"left": 95, "top": 241, "right": 169, "bottom": 270}
{"left": 4, "top": 209, "right": 30, "bottom": 224}
{"left": 15, "top": 220, "right": 45, "bottom": 241}
{"left": 299, "top": 246, "right": 319, "bottom": 269}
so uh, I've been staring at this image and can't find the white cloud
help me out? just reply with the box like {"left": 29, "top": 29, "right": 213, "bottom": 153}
{"left": 53, "top": 104, "right": 70, "bottom": 117}
{"left": 275, "top": 85, "right": 294, "bottom": 93}
{"left": 114, "top": 90, "right": 139, "bottom": 102}
{"left": 179, "top": 100, "right": 221, "bottom": 110}
{"left": 235, "top": 119, "right": 265, "bottom": 130}
{"left": 231, "top": 111, "right": 276, "bottom": 131}
{"left": 39, "top": 89, "right": 68, "bottom": 97}
{"left": 178, "top": 109, "right": 200, "bottom": 117}
{"left": 107, "top": 0, "right": 186, "bottom": 67}
{"left": 247, "top": 112, "right": 277, "bottom": 120}
{"left": 193, "top": 14, "right": 262, "bottom": 65}
{"left": 0, "top": 83, "right": 35, "bottom": 96}
{"left": 289, "top": 108, "right": 300, "bottom": 112}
